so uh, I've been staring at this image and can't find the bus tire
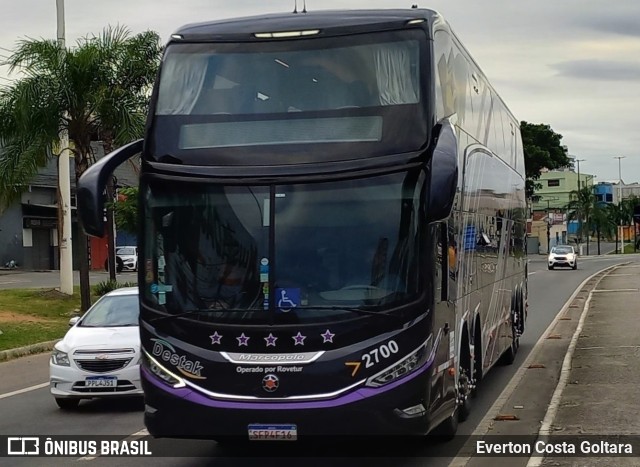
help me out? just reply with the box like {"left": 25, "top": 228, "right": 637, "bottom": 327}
{"left": 499, "top": 301, "right": 520, "bottom": 365}
{"left": 472, "top": 319, "right": 483, "bottom": 395}
{"left": 458, "top": 333, "right": 473, "bottom": 422}
{"left": 432, "top": 408, "right": 459, "bottom": 441}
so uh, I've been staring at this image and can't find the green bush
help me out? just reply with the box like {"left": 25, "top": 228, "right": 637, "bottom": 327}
{"left": 93, "top": 280, "right": 138, "bottom": 297}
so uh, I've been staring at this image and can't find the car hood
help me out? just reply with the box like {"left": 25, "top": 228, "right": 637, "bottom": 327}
{"left": 117, "top": 254, "right": 136, "bottom": 260}
{"left": 57, "top": 326, "right": 140, "bottom": 353}
{"left": 549, "top": 252, "right": 574, "bottom": 258}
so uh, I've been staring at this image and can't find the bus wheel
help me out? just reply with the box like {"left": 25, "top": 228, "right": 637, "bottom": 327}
{"left": 472, "top": 323, "right": 482, "bottom": 396}
{"left": 432, "top": 407, "right": 459, "bottom": 441}
{"left": 457, "top": 342, "right": 473, "bottom": 421}
{"left": 499, "top": 313, "right": 519, "bottom": 365}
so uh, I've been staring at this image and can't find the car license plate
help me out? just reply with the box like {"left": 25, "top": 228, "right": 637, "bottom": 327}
{"left": 85, "top": 376, "right": 117, "bottom": 388}
{"left": 248, "top": 424, "right": 297, "bottom": 441}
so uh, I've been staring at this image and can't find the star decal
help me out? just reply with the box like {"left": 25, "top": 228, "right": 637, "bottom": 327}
{"left": 209, "top": 331, "right": 223, "bottom": 345}
{"left": 321, "top": 329, "right": 335, "bottom": 343}
{"left": 265, "top": 333, "right": 278, "bottom": 347}
{"left": 236, "top": 333, "right": 250, "bottom": 346}
{"left": 292, "top": 332, "right": 306, "bottom": 346}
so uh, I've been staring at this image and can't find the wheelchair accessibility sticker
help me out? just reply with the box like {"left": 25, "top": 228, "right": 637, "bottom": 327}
{"left": 275, "top": 288, "right": 300, "bottom": 312}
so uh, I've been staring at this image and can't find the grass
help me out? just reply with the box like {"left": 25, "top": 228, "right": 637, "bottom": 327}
{"left": 0, "top": 287, "right": 95, "bottom": 351}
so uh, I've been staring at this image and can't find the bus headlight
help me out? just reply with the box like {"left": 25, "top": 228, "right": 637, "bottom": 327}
{"left": 365, "top": 337, "right": 432, "bottom": 388}
{"left": 142, "top": 350, "right": 186, "bottom": 388}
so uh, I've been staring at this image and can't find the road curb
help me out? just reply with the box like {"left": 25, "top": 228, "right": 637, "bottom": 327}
{"left": 0, "top": 340, "right": 60, "bottom": 363}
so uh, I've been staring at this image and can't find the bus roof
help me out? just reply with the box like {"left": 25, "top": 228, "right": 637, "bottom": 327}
{"left": 171, "top": 9, "right": 440, "bottom": 41}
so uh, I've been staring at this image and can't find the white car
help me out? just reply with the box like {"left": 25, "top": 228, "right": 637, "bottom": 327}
{"left": 105, "top": 246, "right": 138, "bottom": 273}
{"left": 49, "top": 287, "right": 142, "bottom": 409}
{"left": 116, "top": 246, "right": 138, "bottom": 271}
{"left": 548, "top": 245, "right": 578, "bottom": 270}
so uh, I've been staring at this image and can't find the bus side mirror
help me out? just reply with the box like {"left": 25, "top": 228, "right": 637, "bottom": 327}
{"left": 77, "top": 139, "right": 144, "bottom": 237}
{"left": 426, "top": 120, "right": 458, "bottom": 223}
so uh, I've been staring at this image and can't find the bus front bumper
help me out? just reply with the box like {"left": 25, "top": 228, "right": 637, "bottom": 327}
{"left": 141, "top": 365, "right": 441, "bottom": 440}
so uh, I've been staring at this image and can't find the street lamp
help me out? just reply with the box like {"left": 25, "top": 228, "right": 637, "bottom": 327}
{"left": 614, "top": 156, "right": 626, "bottom": 253}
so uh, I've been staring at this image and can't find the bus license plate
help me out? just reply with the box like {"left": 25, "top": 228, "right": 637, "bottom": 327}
{"left": 85, "top": 376, "right": 117, "bottom": 388}
{"left": 248, "top": 424, "right": 297, "bottom": 441}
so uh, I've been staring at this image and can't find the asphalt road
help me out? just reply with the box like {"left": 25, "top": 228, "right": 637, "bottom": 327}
{"left": 1, "top": 254, "right": 638, "bottom": 466}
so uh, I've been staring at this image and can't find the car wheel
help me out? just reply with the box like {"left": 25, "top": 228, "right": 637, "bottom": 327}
{"left": 548, "top": 265, "right": 554, "bottom": 270}
{"left": 55, "top": 398, "right": 80, "bottom": 410}
{"left": 572, "top": 262, "right": 577, "bottom": 270}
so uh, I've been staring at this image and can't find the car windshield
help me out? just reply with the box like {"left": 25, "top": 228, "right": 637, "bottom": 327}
{"left": 552, "top": 247, "right": 573, "bottom": 254}
{"left": 117, "top": 247, "right": 136, "bottom": 256}
{"left": 80, "top": 294, "right": 139, "bottom": 327}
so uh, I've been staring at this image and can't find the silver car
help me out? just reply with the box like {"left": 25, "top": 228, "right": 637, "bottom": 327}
{"left": 548, "top": 245, "right": 578, "bottom": 270}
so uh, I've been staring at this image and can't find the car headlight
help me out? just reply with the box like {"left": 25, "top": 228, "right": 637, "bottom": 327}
{"left": 142, "top": 350, "right": 186, "bottom": 388}
{"left": 51, "top": 349, "right": 70, "bottom": 366}
{"left": 366, "top": 337, "right": 432, "bottom": 388}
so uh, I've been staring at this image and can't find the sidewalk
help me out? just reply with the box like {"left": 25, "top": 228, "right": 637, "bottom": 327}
{"left": 452, "top": 261, "right": 640, "bottom": 466}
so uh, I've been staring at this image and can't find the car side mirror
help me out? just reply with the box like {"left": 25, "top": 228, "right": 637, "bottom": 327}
{"left": 426, "top": 119, "right": 458, "bottom": 223}
{"left": 68, "top": 316, "right": 80, "bottom": 327}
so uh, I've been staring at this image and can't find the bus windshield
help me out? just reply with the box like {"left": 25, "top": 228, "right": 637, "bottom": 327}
{"left": 142, "top": 171, "right": 425, "bottom": 325}
{"left": 148, "top": 30, "right": 427, "bottom": 164}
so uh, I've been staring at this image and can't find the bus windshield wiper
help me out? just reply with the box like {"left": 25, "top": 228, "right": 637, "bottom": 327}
{"left": 300, "top": 306, "right": 403, "bottom": 321}
{"left": 148, "top": 308, "right": 249, "bottom": 323}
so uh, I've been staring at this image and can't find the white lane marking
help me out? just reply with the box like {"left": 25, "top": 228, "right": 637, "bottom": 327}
{"left": 577, "top": 345, "right": 640, "bottom": 350}
{"left": 0, "top": 280, "right": 29, "bottom": 285}
{"left": 528, "top": 271, "right": 537, "bottom": 276}
{"left": 0, "top": 382, "right": 49, "bottom": 400}
{"left": 78, "top": 428, "right": 149, "bottom": 461}
{"left": 592, "top": 288, "right": 638, "bottom": 293}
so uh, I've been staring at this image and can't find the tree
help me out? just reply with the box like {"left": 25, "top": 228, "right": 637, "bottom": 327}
{"left": 566, "top": 185, "right": 595, "bottom": 254}
{"left": 0, "top": 26, "right": 162, "bottom": 310}
{"left": 111, "top": 186, "right": 139, "bottom": 235}
{"left": 590, "top": 202, "right": 616, "bottom": 255}
{"left": 607, "top": 202, "right": 625, "bottom": 254}
{"left": 520, "top": 122, "right": 571, "bottom": 200}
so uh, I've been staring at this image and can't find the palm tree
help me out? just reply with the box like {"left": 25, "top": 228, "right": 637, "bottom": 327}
{"left": 607, "top": 202, "right": 626, "bottom": 254}
{"left": 621, "top": 195, "right": 640, "bottom": 253}
{"left": 566, "top": 186, "right": 595, "bottom": 254}
{"left": 590, "top": 202, "right": 616, "bottom": 255}
{"left": 0, "top": 26, "right": 162, "bottom": 310}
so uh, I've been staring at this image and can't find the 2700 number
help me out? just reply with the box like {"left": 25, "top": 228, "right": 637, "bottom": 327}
{"left": 362, "top": 340, "right": 399, "bottom": 368}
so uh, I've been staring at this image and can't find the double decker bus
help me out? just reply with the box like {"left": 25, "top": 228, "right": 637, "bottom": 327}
{"left": 78, "top": 8, "right": 527, "bottom": 441}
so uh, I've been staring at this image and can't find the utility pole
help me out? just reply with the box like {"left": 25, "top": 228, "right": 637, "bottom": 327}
{"left": 56, "top": 0, "right": 73, "bottom": 295}
{"left": 575, "top": 158, "right": 585, "bottom": 190}
{"left": 574, "top": 159, "right": 585, "bottom": 246}
{"left": 614, "top": 156, "right": 626, "bottom": 254}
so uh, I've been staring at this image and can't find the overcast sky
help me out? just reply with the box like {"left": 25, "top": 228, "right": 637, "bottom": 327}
{"left": 1, "top": 0, "right": 639, "bottom": 183}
